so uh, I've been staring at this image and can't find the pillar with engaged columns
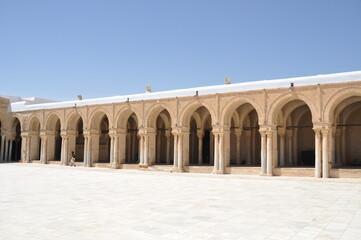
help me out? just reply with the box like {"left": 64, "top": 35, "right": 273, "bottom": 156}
{"left": 314, "top": 127, "right": 322, "bottom": 178}
{"left": 171, "top": 127, "right": 184, "bottom": 172}
{"left": 197, "top": 129, "right": 204, "bottom": 165}
{"left": 109, "top": 129, "right": 122, "bottom": 169}
{"left": 212, "top": 125, "right": 227, "bottom": 174}
{"left": 234, "top": 129, "right": 242, "bottom": 165}
{"left": 83, "top": 131, "right": 93, "bottom": 167}
{"left": 321, "top": 127, "right": 330, "bottom": 178}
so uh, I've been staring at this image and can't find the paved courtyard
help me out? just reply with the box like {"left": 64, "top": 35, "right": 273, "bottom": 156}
{"left": 0, "top": 164, "right": 361, "bottom": 240}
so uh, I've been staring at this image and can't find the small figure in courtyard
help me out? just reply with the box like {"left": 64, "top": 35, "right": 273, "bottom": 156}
{"left": 69, "top": 151, "right": 76, "bottom": 167}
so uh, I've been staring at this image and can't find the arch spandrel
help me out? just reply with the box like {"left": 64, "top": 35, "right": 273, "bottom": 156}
{"left": 220, "top": 96, "right": 264, "bottom": 126}
{"left": 28, "top": 114, "right": 42, "bottom": 131}
{"left": 178, "top": 100, "right": 216, "bottom": 128}
{"left": 115, "top": 106, "right": 141, "bottom": 129}
{"left": 88, "top": 108, "right": 113, "bottom": 130}
{"left": 144, "top": 103, "right": 175, "bottom": 128}
{"left": 324, "top": 86, "right": 361, "bottom": 123}
{"left": 267, "top": 92, "right": 318, "bottom": 125}
{"left": 45, "top": 112, "right": 63, "bottom": 131}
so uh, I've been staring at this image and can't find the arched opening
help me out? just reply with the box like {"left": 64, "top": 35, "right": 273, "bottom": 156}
{"left": 229, "top": 104, "right": 261, "bottom": 166}
{"left": 155, "top": 110, "right": 173, "bottom": 165}
{"left": 332, "top": 96, "right": 361, "bottom": 167}
{"left": 29, "top": 117, "right": 41, "bottom": 161}
{"left": 11, "top": 118, "right": 22, "bottom": 161}
{"left": 98, "top": 116, "right": 110, "bottom": 163}
{"left": 46, "top": 115, "right": 62, "bottom": 162}
{"left": 75, "top": 118, "right": 84, "bottom": 162}
{"left": 125, "top": 114, "right": 139, "bottom": 163}
{"left": 276, "top": 100, "right": 314, "bottom": 167}
{"left": 189, "top": 106, "right": 212, "bottom": 166}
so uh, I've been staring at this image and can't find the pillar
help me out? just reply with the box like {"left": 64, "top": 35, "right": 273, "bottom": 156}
{"left": 40, "top": 135, "right": 48, "bottom": 164}
{"left": 9, "top": 140, "right": 13, "bottom": 161}
{"left": 165, "top": 131, "right": 171, "bottom": 164}
{"left": 210, "top": 133, "right": 214, "bottom": 164}
{"left": 266, "top": 130, "right": 273, "bottom": 175}
{"left": 219, "top": 133, "right": 224, "bottom": 173}
{"left": 235, "top": 129, "right": 242, "bottom": 165}
{"left": 322, "top": 128, "right": 330, "bottom": 178}
{"left": 278, "top": 128, "right": 285, "bottom": 167}
{"left": 335, "top": 128, "right": 341, "bottom": 167}
{"left": 177, "top": 134, "right": 183, "bottom": 169}
{"left": 314, "top": 128, "right": 322, "bottom": 178}
{"left": 213, "top": 133, "right": 219, "bottom": 173}
{"left": 197, "top": 130, "right": 204, "bottom": 165}
{"left": 139, "top": 135, "right": 144, "bottom": 164}
{"left": 245, "top": 131, "right": 252, "bottom": 165}
{"left": 260, "top": 131, "right": 267, "bottom": 175}
{"left": 331, "top": 127, "right": 336, "bottom": 167}
{"left": 4, "top": 140, "right": 9, "bottom": 162}
{"left": 144, "top": 135, "right": 149, "bottom": 166}
{"left": 287, "top": 130, "right": 293, "bottom": 166}
{"left": 61, "top": 135, "right": 69, "bottom": 165}
{"left": 173, "top": 134, "right": 178, "bottom": 168}
{"left": 0, "top": 135, "right": 5, "bottom": 161}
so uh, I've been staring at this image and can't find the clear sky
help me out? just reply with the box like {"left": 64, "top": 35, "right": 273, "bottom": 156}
{"left": 1, "top": 0, "right": 360, "bottom": 101}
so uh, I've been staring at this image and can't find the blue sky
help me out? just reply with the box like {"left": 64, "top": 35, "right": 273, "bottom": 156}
{"left": 1, "top": 0, "right": 360, "bottom": 101}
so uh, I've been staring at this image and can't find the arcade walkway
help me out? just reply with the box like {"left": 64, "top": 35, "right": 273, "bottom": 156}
{"left": 1, "top": 163, "right": 361, "bottom": 240}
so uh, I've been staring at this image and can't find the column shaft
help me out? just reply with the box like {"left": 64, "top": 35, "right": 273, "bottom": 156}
{"left": 260, "top": 132, "right": 267, "bottom": 174}
{"left": 322, "top": 130, "right": 330, "bottom": 178}
{"left": 173, "top": 135, "right": 178, "bottom": 168}
{"left": 315, "top": 130, "right": 322, "bottom": 178}
{"left": 266, "top": 132, "right": 273, "bottom": 175}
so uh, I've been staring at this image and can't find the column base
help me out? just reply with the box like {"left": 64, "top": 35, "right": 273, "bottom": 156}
{"left": 212, "top": 170, "right": 225, "bottom": 174}
{"left": 138, "top": 163, "right": 148, "bottom": 169}
{"left": 110, "top": 162, "right": 121, "bottom": 169}
{"left": 260, "top": 173, "right": 273, "bottom": 176}
{"left": 171, "top": 167, "right": 184, "bottom": 173}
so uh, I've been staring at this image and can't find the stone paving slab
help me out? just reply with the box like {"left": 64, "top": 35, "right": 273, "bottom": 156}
{"left": 0, "top": 163, "right": 361, "bottom": 240}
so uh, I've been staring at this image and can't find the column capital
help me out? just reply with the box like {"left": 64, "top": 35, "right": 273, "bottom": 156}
{"left": 196, "top": 129, "right": 204, "bottom": 138}
{"left": 171, "top": 126, "right": 189, "bottom": 136}
{"left": 212, "top": 124, "right": 230, "bottom": 134}
{"left": 234, "top": 128, "right": 242, "bottom": 136}
{"left": 278, "top": 127, "right": 286, "bottom": 137}
{"left": 60, "top": 129, "right": 76, "bottom": 137}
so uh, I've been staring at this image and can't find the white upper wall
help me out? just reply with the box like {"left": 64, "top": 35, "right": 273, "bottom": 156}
{"left": 9, "top": 70, "right": 361, "bottom": 113}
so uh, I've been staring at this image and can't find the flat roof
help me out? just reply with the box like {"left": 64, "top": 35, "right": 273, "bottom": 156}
{"left": 10, "top": 70, "right": 361, "bottom": 112}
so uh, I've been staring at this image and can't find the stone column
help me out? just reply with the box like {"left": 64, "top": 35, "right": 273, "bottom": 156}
{"left": 173, "top": 134, "right": 178, "bottom": 168}
{"left": 314, "top": 128, "right": 322, "bottom": 178}
{"left": 321, "top": 128, "right": 330, "bottom": 178}
{"left": 143, "top": 135, "right": 149, "bottom": 166}
{"left": 0, "top": 135, "right": 5, "bottom": 161}
{"left": 197, "top": 130, "right": 204, "bottom": 165}
{"left": 266, "top": 130, "right": 273, "bottom": 175}
{"left": 177, "top": 133, "right": 183, "bottom": 170}
{"left": 26, "top": 136, "right": 31, "bottom": 162}
{"left": 335, "top": 128, "right": 341, "bottom": 167}
{"left": 260, "top": 130, "right": 267, "bottom": 175}
{"left": 60, "top": 135, "right": 69, "bottom": 165}
{"left": 213, "top": 133, "right": 219, "bottom": 173}
{"left": 278, "top": 128, "right": 286, "bottom": 167}
{"left": 287, "top": 130, "right": 293, "bottom": 166}
{"left": 118, "top": 132, "right": 126, "bottom": 165}
{"left": 210, "top": 133, "right": 214, "bottom": 164}
{"left": 83, "top": 133, "right": 93, "bottom": 167}
{"left": 245, "top": 130, "right": 252, "bottom": 165}
{"left": 331, "top": 127, "right": 336, "bottom": 167}
{"left": 139, "top": 135, "right": 144, "bottom": 164}
{"left": 165, "top": 130, "right": 171, "bottom": 164}
{"left": 341, "top": 127, "right": 346, "bottom": 166}
{"left": 9, "top": 140, "right": 13, "bottom": 161}
{"left": 293, "top": 129, "right": 298, "bottom": 165}
{"left": 4, "top": 140, "right": 9, "bottom": 162}
{"left": 40, "top": 134, "right": 48, "bottom": 164}
{"left": 218, "top": 133, "right": 225, "bottom": 173}
{"left": 235, "top": 129, "right": 242, "bottom": 165}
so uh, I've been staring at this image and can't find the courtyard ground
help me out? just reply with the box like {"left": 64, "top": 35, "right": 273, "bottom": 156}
{"left": 0, "top": 163, "right": 361, "bottom": 240}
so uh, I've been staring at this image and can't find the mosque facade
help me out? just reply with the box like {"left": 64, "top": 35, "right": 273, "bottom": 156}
{"left": 1, "top": 71, "right": 361, "bottom": 178}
